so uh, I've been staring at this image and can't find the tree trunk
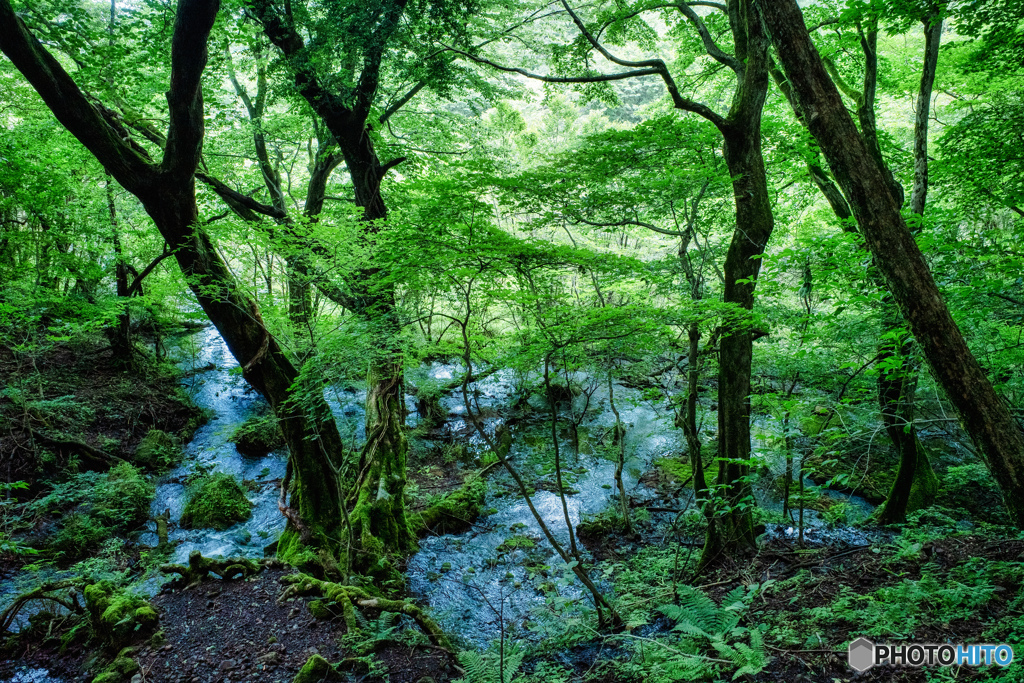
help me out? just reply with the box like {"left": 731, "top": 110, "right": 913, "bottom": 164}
{"left": 760, "top": 0, "right": 1024, "bottom": 527}
{"left": 696, "top": 0, "right": 775, "bottom": 569}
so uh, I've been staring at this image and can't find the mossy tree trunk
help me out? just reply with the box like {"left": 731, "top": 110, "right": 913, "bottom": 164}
{"left": 348, "top": 347, "right": 417, "bottom": 575}
{"left": 770, "top": 8, "right": 942, "bottom": 525}
{"left": 251, "top": 0, "right": 417, "bottom": 571}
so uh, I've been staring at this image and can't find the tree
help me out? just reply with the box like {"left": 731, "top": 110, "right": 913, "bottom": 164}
{"left": 759, "top": 0, "right": 1024, "bottom": 527}
{"left": 244, "top": 0, "right": 481, "bottom": 564}
{"left": 464, "top": 0, "right": 775, "bottom": 564}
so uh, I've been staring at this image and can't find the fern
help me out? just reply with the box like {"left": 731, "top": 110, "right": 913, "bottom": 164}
{"left": 456, "top": 639, "right": 525, "bottom": 683}
{"left": 657, "top": 584, "right": 770, "bottom": 680}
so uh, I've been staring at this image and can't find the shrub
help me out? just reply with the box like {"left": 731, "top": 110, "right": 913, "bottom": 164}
{"left": 94, "top": 462, "right": 155, "bottom": 531}
{"left": 179, "top": 472, "right": 252, "bottom": 530}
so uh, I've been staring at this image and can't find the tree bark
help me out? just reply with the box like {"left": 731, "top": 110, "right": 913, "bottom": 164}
{"left": 759, "top": 0, "right": 1024, "bottom": 527}
{"left": 250, "top": 0, "right": 416, "bottom": 566}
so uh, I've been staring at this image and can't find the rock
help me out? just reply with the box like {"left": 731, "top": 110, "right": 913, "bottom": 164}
{"left": 130, "top": 676, "right": 142, "bottom": 683}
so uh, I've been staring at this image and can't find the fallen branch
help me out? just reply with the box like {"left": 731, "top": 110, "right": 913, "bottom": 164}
{"left": 0, "top": 579, "right": 84, "bottom": 636}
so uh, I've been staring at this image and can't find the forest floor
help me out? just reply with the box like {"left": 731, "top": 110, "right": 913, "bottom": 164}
{"left": 0, "top": 331, "right": 205, "bottom": 485}
{"left": 1, "top": 332, "right": 1020, "bottom": 683}
{"left": 2, "top": 565, "right": 460, "bottom": 683}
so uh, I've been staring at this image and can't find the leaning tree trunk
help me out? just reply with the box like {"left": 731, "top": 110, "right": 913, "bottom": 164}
{"left": 760, "top": 0, "right": 1024, "bottom": 527}
{"left": 771, "top": 12, "right": 942, "bottom": 523}
{"left": 0, "top": 0, "right": 348, "bottom": 564}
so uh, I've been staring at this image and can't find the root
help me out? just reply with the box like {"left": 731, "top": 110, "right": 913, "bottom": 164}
{"left": 160, "top": 551, "right": 261, "bottom": 588}
{"left": 279, "top": 574, "right": 451, "bottom": 650}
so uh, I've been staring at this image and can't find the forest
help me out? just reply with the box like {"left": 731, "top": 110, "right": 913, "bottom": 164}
{"left": 0, "top": 0, "right": 1022, "bottom": 681}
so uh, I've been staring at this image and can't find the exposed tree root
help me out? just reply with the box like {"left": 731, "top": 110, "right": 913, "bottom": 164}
{"left": 279, "top": 574, "right": 451, "bottom": 650}
{"left": 160, "top": 551, "right": 261, "bottom": 588}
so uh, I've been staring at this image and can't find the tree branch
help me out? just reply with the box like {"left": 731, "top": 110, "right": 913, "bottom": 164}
{"left": 675, "top": 2, "right": 742, "bottom": 73}
{"left": 162, "top": 0, "right": 221, "bottom": 183}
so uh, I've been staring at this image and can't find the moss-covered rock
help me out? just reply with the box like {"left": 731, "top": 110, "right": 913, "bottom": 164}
{"left": 180, "top": 472, "right": 252, "bottom": 530}
{"left": 230, "top": 415, "right": 285, "bottom": 456}
{"left": 84, "top": 583, "right": 158, "bottom": 651}
{"left": 411, "top": 478, "right": 485, "bottom": 535}
{"left": 134, "top": 429, "right": 180, "bottom": 470}
{"left": 92, "top": 649, "right": 139, "bottom": 683}
{"left": 654, "top": 451, "right": 719, "bottom": 487}
{"left": 937, "top": 462, "right": 1008, "bottom": 524}
{"left": 293, "top": 654, "right": 344, "bottom": 683}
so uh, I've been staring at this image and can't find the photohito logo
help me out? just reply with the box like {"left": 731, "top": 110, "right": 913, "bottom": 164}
{"left": 848, "top": 638, "right": 1015, "bottom": 672}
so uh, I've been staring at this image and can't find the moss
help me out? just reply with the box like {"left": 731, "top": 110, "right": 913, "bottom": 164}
{"left": 231, "top": 415, "right": 285, "bottom": 456}
{"left": 803, "top": 452, "right": 896, "bottom": 504}
{"left": 410, "top": 478, "right": 485, "bottom": 536}
{"left": 577, "top": 509, "right": 628, "bottom": 537}
{"left": 134, "top": 429, "right": 180, "bottom": 470}
{"left": 92, "top": 651, "right": 139, "bottom": 683}
{"left": 293, "top": 654, "right": 343, "bottom": 683}
{"left": 180, "top": 472, "right": 252, "bottom": 530}
{"left": 497, "top": 535, "right": 535, "bottom": 553}
{"left": 655, "top": 454, "right": 719, "bottom": 486}
{"left": 84, "top": 582, "right": 158, "bottom": 650}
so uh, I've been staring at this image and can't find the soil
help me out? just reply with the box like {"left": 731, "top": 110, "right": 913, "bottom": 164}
{"left": 0, "top": 335, "right": 205, "bottom": 486}
{"left": 1, "top": 567, "right": 459, "bottom": 683}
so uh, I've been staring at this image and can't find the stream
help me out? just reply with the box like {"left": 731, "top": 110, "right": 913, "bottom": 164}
{"left": 2, "top": 327, "right": 881, "bottom": 679}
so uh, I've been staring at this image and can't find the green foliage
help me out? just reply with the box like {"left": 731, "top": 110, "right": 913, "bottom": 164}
{"left": 179, "top": 472, "right": 252, "bottom": 531}
{"left": 938, "top": 463, "right": 1008, "bottom": 524}
{"left": 133, "top": 429, "right": 181, "bottom": 470}
{"left": 455, "top": 639, "right": 526, "bottom": 683}
{"left": 811, "top": 559, "right": 1019, "bottom": 640}
{"left": 654, "top": 584, "right": 770, "bottom": 680}
{"left": 35, "top": 463, "right": 154, "bottom": 558}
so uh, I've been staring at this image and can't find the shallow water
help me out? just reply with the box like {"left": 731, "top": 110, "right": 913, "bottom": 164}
{"left": 0, "top": 328, "right": 887, "bottom": 669}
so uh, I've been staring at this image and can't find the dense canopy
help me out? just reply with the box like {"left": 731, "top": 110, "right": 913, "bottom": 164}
{"left": 0, "top": 0, "right": 1022, "bottom": 681}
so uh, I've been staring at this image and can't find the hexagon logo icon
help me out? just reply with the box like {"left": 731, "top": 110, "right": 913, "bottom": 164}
{"left": 848, "top": 638, "right": 875, "bottom": 672}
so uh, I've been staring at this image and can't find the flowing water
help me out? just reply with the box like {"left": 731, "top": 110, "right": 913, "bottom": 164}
{"left": 2, "top": 327, "right": 883, "bottom": 678}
